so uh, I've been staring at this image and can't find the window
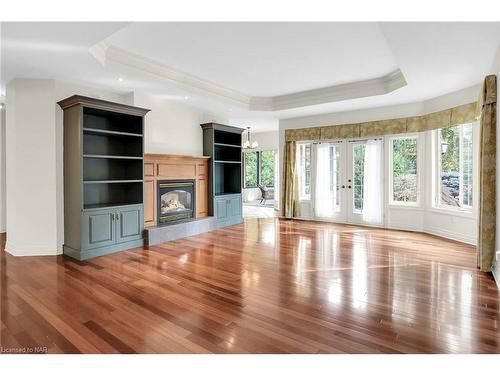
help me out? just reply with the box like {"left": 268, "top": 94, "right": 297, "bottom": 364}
{"left": 352, "top": 143, "right": 365, "bottom": 212}
{"left": 390, "top": 136, "right": 418, "bottom": 204}
{"left": 244, "top": 150, "right": 275, "bottom": 188}
{"left": 260, "top": 150, "right": 275, "bottom": 187}
{"left": 329, "top": 145, "right": 341, "bottom": 211}
{"left": 297, "top": 143, "right": 311, "bottom": 200}
{"left": 437, "top": 123, "right": 474, "bottom": 209}
{"left": 244, "top": 151, "right": 258, "bottom": 188}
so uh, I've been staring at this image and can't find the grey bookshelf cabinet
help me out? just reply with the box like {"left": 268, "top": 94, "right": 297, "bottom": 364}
{"left": 58, "top": 95, "right": 150, "bottom": 260}
{"left": 201, "top": 123, "right": 244, "bottom": 228}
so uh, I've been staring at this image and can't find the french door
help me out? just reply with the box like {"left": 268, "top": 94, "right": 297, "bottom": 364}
{"left": 311, "top": 139, "right": 384, "bottom": 227}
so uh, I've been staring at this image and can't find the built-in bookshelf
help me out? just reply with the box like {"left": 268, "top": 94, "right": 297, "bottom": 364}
{"left": 201, "top": 123, "right": 244, "bottom": 227}
{"left": 81, "top": 107, "right": 144, "bottom": 209}
{"left": 58, "top": 95, "right": 150, "bottom": 260}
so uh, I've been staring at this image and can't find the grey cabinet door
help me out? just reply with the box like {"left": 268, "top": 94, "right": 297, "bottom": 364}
{"left": 215, "top": 197, "right": 229, "bottom": 221}
{"left": 82, "top": 209, "right": 116, "bottom": 250}
{"left": 215, "top": 194, "right": 242, "bottom": 227}
{"left": 116, "top": 205, "right": 143, "bottom": 244}
{"left": 228, "top": 195, "right": 242, "bottom": 219}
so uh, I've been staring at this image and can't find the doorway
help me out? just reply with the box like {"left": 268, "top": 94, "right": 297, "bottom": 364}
{"left": 310, "top": 138, "right": 384, "bottom": 226}
{"left": 242, "top": 149, "right": 279, "bottom": 218}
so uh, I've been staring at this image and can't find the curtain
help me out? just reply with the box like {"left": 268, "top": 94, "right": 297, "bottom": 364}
{"left": 282, "top": 141, "right": 301, "bottom": 218}
{"left": 362, "top": 139, "right": 383, "bottom": 224}
{"left": 313, "top": 143, "right": 335, "bottom": 218}
{"left": 285, "top": 102, "right": 478, "bottom": 142}
{"left": 477, "top": 75, "right": 497, "bottom": 272}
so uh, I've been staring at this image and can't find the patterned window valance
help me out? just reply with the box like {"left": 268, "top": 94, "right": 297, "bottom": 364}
{"left": 284, "top": 102, "right": 479, "bottom": 142}
{"left": 284, "top": 127, "right": 321, "bottom": 142}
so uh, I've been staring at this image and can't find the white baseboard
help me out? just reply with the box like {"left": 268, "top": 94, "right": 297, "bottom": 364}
{"left": 5, "top": 241, "right": 62, "bottom": 256}
{"left": 423, "top": 226, "right": 476, "bottom": 245}
{"left": 282, "top": 216, "right": 476, "bottom": 246}
{"left": 492, "top": 262, "right": 500, "bottom": 289}
{"left": 386, "top": 223, "right": 423, "bottom": 233}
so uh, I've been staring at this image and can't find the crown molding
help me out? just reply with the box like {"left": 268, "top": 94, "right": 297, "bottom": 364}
{"left": 90, "top": 41, "right": 251, "bottom": 108}
{"left": 251, "top": 69, "right": 406, "bottom": 111}
{"left": 89, "top": 40, "right": 407, "bottom": 112}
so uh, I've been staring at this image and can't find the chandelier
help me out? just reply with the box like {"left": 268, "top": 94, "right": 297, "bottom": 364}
{"left": 243, "top": 127, "right": 258, "bottom": 149}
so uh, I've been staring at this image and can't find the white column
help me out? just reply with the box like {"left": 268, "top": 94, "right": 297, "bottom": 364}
{"left": 5, "top": 79, "right": 61, "bottom": 255}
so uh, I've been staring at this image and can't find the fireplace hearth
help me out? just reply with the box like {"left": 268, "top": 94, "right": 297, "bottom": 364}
{"left": 157, "top": 179, "right": 195, "bottom": 225}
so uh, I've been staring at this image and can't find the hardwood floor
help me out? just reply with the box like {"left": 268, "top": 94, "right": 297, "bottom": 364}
{"left": 1, "top": 220, "right": 499, "bottom": 354}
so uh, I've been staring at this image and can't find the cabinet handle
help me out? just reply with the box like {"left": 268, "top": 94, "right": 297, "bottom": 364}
{"left": 112, "top": 213, "right": 115, "bottom": 220}
{"left": 116, "top": 213, "right": 120, "bottom": 220}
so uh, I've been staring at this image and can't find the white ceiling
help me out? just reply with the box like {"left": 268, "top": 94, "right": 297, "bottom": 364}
{"left": 2, "top": 22, "right": 500, "bottom": 131}
{"left": 107, "top": 22, "right": 399, "bottom": 97}
{"left": 0, "top": 22, "right": 130, "bottom": 95}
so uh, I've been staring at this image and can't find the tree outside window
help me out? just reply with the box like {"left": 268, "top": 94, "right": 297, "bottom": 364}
{"left": 353, "top": 144, "right": 365, "bottom": 212}
{"left": 260, "top": 150, "right": 275, "bottom": 187}
{"left": 439, "top": 123, "right": 473, "bottom": 208}
{"left": 392, "top": 137, "right": 418, "bottom": 203}
{"left": 244, "top": 150, "right": 275, "bottom": 188}
{"left": 244, "top": 152, "right": 258, "bottom": 188}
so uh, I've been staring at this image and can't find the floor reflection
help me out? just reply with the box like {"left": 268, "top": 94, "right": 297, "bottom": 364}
{"left": 1, "top": 220, "right": 499, "bottom": 353}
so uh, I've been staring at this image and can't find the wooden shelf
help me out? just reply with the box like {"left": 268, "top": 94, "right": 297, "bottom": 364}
{"left": 83, "top": 202, "right": 142, "bottom": 210}
{"left": 83, "top": 180, "right": 143, "bottom": 184}
{"left": 83, "top": 154, "right": 143, "bottom": 160}
{"left": 214, "top": 143, "right": 242, "bottom": 148}
{"left": 214, "top": 160, "right": 241, "bottom": 164}
{"left": 83, "top": 128, "right": 143, "bottom": 138}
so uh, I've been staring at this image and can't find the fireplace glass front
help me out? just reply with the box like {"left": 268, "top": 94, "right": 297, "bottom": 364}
{"left": 157, "top": 180, "right": 195, "bottom": 224}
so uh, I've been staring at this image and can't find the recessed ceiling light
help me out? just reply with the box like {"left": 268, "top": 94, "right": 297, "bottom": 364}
{"left": 118, "top": 77, "right": 124, "bottom": 82}
{"left": 184, "top": 96, "right": 189, "bottom": 100}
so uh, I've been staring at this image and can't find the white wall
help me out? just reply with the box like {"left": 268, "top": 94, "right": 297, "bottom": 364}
{"left": 0, "top": 104, "right": 6, "bottom": 233}
{"left": 132, "top": 92, "right": 203, "bottom": 156}
{"left": 242, "top": 130, "right": 279, "bottom": 152}
{"left": 279, "top": 85, "right": 481, "bottom": 245}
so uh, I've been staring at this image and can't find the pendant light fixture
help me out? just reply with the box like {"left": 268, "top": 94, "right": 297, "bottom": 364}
{"left": 243, "top": 126, "right": 258, "bottom": 149}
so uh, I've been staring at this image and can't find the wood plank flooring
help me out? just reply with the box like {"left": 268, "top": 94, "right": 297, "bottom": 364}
{"left": 1, "top": 219, "right": 499, "bottom": 354}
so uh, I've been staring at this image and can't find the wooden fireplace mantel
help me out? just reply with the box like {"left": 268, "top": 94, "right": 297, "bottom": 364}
{"left": 144, "top": 153, "right": 211, "bottom": 227}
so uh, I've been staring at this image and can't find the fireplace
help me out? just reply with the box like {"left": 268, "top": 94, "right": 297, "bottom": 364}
{"left": 157, "top": 179, "right": 196, "bottom": 225}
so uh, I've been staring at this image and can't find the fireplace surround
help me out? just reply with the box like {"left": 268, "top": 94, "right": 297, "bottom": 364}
{"left": 157, "top": 179, "right": 196, "bottom": 225}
